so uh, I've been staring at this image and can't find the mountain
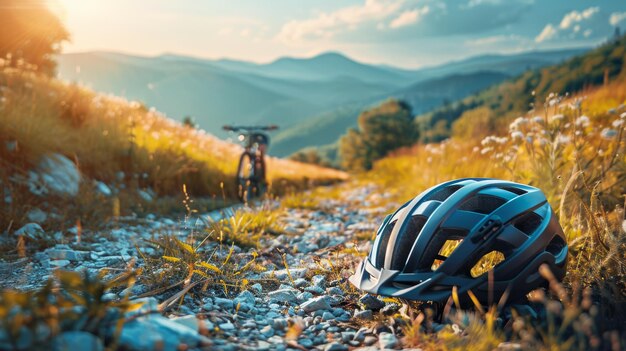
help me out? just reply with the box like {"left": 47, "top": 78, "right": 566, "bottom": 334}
{"left": 270, "top": 71, "right": 510, "bottom": 156}
{"left": 57, "top": 48, "right": 588, "bottom": 155}
{"left": 416, "top": 36, "right": 626, "bottom": 143}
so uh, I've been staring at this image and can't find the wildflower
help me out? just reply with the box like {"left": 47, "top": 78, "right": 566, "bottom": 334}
{"left": 601, "top": 128, "right": 618, "bottom": 140}
{"left": 511, "top": 131, "right": 524, "bottom": 140}
{"left": 620, "top": 112, "right": 626, "bottom": 119}
{"left": 575, "top": 115, "right": 590, "bottom": 127}
{"left": 532, "top": 116, "right": 544, "bottom": 124}
{"left": 613, "top": 119, "right": 624, "bottom": 127}
{"left": 472, "top": 146, "right": 480, "bottom": 153}
{"left": 549, "top": 98, "right": 558, "bottom": 106}
{"left": 556, "top": 134, "right": 570, "bottom": 145}
{"left": 509, "top": 117, "right": 528, "bottom": 130}
{"left": 480, "top": 147, "right": 493, "bottom": 155}
{"left": 549, "top": 114, "right": 564, "bottom": 123}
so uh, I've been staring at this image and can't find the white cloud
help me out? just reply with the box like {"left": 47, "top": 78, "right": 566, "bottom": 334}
{"left": 466, "top": 34, "right": 523, "bottom": 46}
{"left": 277, "top": 0, "right": 403, "bottom": 43}
{"left": 535, "top": 24, "right": 557, "bottom": 43}
{"left": 389, "top": 6, "right": 430, "bottom": 29}
{"left": 609, "top": 12, "right": 626, "bottom": 26}
{"left": 559, "top": 7, "right": 599, "bottom": 29}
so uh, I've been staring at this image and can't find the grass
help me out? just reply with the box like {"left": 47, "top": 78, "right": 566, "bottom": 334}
{"left": 346, "top": 77, "right": 626, "bottom": 349}
{"left": 0, "top": 66, "right": 347, "bottom": 231}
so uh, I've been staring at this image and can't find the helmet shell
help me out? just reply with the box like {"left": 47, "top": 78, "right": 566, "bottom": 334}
{"left": 349, "top": 178, "right": 568, "bottom": 305}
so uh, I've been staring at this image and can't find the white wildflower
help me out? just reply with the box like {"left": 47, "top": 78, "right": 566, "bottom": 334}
{"left": 480, "top": 147, "right": 493, "bottom": 155}
{"left": 472, "top": 146, "right": 480, "bottom": 153}
{"left": 550, "top": 114, "right": 564, "bottom": 123}
{"left": 556, "top": 134, "right": 571, "bottom": 145}
{"left": 511, "top": 131, "right": 524, "bottom": 140}
{"left": 620, "top": 112, "right": 626, "bottom": 119}
{"left": 575, "top": 115, "right": 590, "bottom": 127}
{"left": 532, "top": 116, "right": 544, "bottom": 124}
{"left": 613, "top": 119, "right": 624, "bottom": 127}
{"left": 601, "top": 128, "right": 618, "bottom": 140}
{"left": 509, "top": 117, "right": 528, "bottom": 130}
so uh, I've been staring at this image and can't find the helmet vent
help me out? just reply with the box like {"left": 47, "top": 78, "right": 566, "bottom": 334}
{"left": 427, "top": 185, "right": 462, "bottom": 201}
{"left": 391, "top": 215, "right": 427, "bottom": 270}
{"left": 513, "top": 212, "right": 542, "bottom": 235}
{"left": 431, "top": 239, "right": 463, "bottom": 271}
{"left": 458, "top": 195, "right": 506, "bottom": 214}
{"left": 470, "top": 250, "right": 505, "bottom": 278}
{"left": 375, "top": 220, "right": 395, "bottom": 267}
{"left": 499, "top": 186, "right": 527, "bottom": 195}
{"left": 416, "top": 228, "right": 467, "bottom": 271}
{"left": 546, "top": 235, "right": 566, "bottom": 255}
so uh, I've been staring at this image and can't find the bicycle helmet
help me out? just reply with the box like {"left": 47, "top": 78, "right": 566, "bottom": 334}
{"left": 349, "top": 178, "right": 568, "bottom": 305}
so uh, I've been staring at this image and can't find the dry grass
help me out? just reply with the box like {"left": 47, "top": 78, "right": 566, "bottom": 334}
{"left": 357, "top": 77, "right": 626, "bottom": 349}
{"left": 0, "top": 67, "right": 347, "bottom": 230}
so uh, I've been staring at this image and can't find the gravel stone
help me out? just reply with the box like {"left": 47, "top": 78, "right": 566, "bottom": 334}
{"left": 359, "top": 294, "right": 385, "bottom": 310}
{"left": 378, "top": 332, "right": 398, "bottom": 349}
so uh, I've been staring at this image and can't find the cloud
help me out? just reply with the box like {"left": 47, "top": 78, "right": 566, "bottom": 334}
{"left": 535, "top": 24, "right": 558, "bottom": 43}
{"left": 389, "top": 6, "right": 430, "bottom": 29}
{"left": 277, "top": 0, "right": 403, "bottom": 43}
{"left": 609, "top": 12, "right": 626, "bottom": 26}
{"left": 535, "top": 6, "right": 602, "bottom": 43}
{"left": 466, "top": 34, "right": 524, "bottom": 46}
{"left": 559, "top": 7, "right": 599, "bottom": 29}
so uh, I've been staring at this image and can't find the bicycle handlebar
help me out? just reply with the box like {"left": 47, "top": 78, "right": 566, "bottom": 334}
{"left": 223, "top": 125, "right": 279, "bottom": 132}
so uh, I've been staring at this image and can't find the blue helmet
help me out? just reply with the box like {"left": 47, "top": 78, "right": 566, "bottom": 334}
{"left": 349, "top": 178, "right": 568, "bottom": 305}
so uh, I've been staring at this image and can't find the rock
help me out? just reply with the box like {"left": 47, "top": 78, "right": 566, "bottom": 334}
{"left": 312, "top": 275, "right": 326, "bottom": 288}
{"left": 353, "top": 310, "right": 373, "bottom": 320}
{"left": 214, "top": 297, "right": 234, "bottom": 310}
{"left": 324, "top": 342, "right": 348, "bottom": 351}
{"left": 359, "top": 294, "right": 385, "bottom": 310}
{"left": 33, "top": 153, "right": 81, "bottom": 197}
{"left": 341, "top": 331, "right": 355, "bottom": 342}
{"left": 299, "top": 338, "right": 314, "bottom": 348}
{"left": 268, "top": 289, "right": 298, "bottom": 303}
{"left": 272, "top": 318, "right": 288, "bottom": 330}
{"left": 250, "top": 283, "right": 263, "bottom": 294}
{"left": 260, "top": 325, "right": 274, "bottom": 337}
{"left": 52, "top": 331, "right": 104, "bottom": 351}
{"left": 378, "top": 332, "right": 398, "bottom": 349}
{"left": 94, "top": 181, "right": 112, "bottom": 197}
{"left": 305, "top": 285, "right": 325, "bottom": 294}
{"left": 262, "top": 268, "right": 307, "bottom": 280}
{"left": 15, "top": 223, "right": 45, "bottom": 240}
{"left": 300, "top": 296, "right": 331, "bottom": 313}
{"left": 219, "top": 322, "right": 235, "bottom": 331}
{"left": 50, "top": 260, "right": 71, "bottom": 268}
{"left": 363, "top": 336, "right": 377, "bottom": 346}
{"left": 297, "top": 291, "right": 314, "bottom": 304}
{"left": 137, "top": 189, "right": 154, "bottom": 202}
{"left": 234, "top": 290, "right": 256, "bottom": 306}
{"left": 118, "top": 314, "right": 208, "bottom": 350}
{"left": 321, "top": 311, "right": 335, "bottom": 321}
{"left": 327, "top": 287, "right": 344, "bottom": 296}
{"left": 170, "top": 315, "right": 214, "bottom": 332}
{"left": 293, "top": 278, "right": 308, "bottom": 288}
{"left": 354, "top": 327, "right": 368, "bottom": 342}
{"left": 27, "top": 208, "right": 47, "bottom": 223}
{"left": 46, "top": 248, "right": 89, "bottom": 261}
{"left": 126, "top": 297, "right": 159, "bottom": 317}
{"left": 381, "top": 303, "right": 399, "bottom": 315}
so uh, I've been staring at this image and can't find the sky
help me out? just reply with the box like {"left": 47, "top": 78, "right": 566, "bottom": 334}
{"left": 49, "top": 0, "right": 626, "bottom": 68}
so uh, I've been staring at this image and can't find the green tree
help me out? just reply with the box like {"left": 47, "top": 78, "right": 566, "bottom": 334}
{"left": 339, "top": 99, "right": 418, "bottom": 171}
{"left": 182, "top": 115, "right": 196, "bottom": 128}
{"left": 0, "top": 0, "right": 69, "bottom": 75}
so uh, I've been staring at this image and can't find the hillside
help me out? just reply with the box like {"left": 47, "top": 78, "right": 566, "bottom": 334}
{"left": 0, "top": 67, "right": 347, "bottom": 230}
{"left": 58, "top": 49, "right": 586, "bottom": 153}
{"left": 418, "top": 36, "right": 626, "bottom": 141}
{"left": 271, "top": 71, "right": 510, "bottom": 157}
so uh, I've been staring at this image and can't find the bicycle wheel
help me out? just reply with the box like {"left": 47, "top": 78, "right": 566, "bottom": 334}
{"left": 236, "top": 152, "right": 257, "bottom": 202}
{"left": 254, "top": 154, "right": 267, "bottom": 198}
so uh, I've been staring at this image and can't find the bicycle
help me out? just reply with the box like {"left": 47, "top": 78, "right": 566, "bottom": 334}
{"left": 222, "top": 125, "right": 279, "bottom": 202}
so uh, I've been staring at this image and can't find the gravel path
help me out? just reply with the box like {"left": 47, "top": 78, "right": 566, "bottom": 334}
{"left": 1, "top": 184, "right": 424, "bottom": 351}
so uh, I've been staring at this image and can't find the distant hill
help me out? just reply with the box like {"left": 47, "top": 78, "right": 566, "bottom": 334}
{"left": 415, "top": 36, "right": 626, "bottom": 143}
{"left": 57, "top": 48, "right": 587, "bottom": 155}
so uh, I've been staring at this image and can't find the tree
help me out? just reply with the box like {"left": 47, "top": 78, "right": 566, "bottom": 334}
{"left": 182, "top": 115, "right": 196, "bottom": 128}
{"left": 0, "top": 0, "right": 69, "bottom": 75}
{"left": 339, "top": 99, "right": 418, "bottom": 171}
